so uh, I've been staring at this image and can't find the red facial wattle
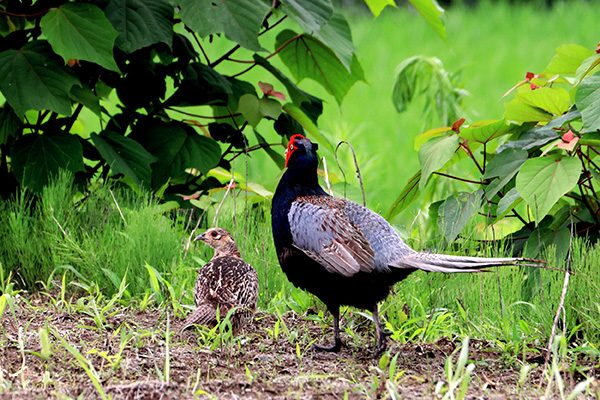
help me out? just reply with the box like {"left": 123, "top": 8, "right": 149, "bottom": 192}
{"left": 285, "top": 134, "right": 306, "bottom": 167}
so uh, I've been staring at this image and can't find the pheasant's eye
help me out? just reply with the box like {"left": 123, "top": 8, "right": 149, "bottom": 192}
{"left": 211, "top": 231, "right": 218, "bottom": 238}
{"left": 288, "top": 144, "right": 295, "bottom": 151}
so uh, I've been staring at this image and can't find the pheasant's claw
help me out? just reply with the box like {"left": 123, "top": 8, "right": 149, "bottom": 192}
{"left": 313, "top": 337, "right": 344, "bottom": 353}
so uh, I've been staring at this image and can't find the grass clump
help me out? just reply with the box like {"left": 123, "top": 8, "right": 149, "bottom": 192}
{"left": 0, "top": 172, "right": 193, "bottom": 297}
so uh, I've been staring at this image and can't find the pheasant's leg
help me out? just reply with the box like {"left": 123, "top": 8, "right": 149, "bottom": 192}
{"left": 372, "top": 305, "right": 387, "bottom": 356}
{"left": 314, "top": 308, "right": 343, "bottom": 352}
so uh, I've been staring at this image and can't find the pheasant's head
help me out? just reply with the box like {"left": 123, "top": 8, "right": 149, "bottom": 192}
{"left": 195, "top": 227, "right": 240, "bottom": 258}
{"left": 285, "top": 134, "right": 319, "bottom": 168}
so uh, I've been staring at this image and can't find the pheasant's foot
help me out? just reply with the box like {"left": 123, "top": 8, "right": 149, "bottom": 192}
{"left": 313, "top": 337, "right": 344, "bottom": 352}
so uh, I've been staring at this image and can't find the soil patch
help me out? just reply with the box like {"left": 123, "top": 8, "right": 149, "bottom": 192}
{"left": 0, "top": 292, "right": 598, "bottom": 399}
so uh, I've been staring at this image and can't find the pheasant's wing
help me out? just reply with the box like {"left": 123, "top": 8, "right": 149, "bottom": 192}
{"left": 288, "top": 196, "right": 376, "bottom": 277}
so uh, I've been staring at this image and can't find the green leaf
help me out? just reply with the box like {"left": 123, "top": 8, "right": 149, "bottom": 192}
{"left": 314, "top": 13, "right": 355, "bottom": 71}
{"left": 484, "top": 148, "right": 528, "bottom": 180}
{"left": 69, "top": 85, "right": 101, "bottom": 116}
{"left": 178, "top": 0, "right": 269, "bottom": 52}
{"left": 178, "top": 0, "right": 220, "bottom": 38}
{"left": 10, "top": 133, "right": 85, "bottom": 193}
{"left": 0, "top": 41, "right": 80, "bottom": 117}
{"left": 575, "top": 71, "right": 600, "bottom": 133}
{"left": 41, "top": 3, "right": 120, "bottom": 72}
{"left": 460, "top": 119, "right": 512, "bottom": 145}
{"left": 418, "top": 134, "right": 459, "bottom": 191}
{"left": 276, "top": 29, "right": 365, "bottom": 106}
{"left": 407, "top": 0, "right": 446, "bottom": 43}
{"left": 516, "top": 87, "right": 570, "bottom": 116}
{"left": 105, "top": 0, "right": 173, "bottom": 53}
{"left": 496, "top": 187, "right": 521, "bottom": 218}
{"left": 523, "top": 227, "right": 570, "bottom": 260}
{"left": 483, "top": 148, "right": 528, "bottom": 198}
{"left": 574, "top": 53, "right": 600, "bottom": 86}
{"left": 364, "top": 0, "right": 396, "bottom": 17}
{"left": 238, "top": 94, "right": 262, "bottom": 128}
{"left": 515, "top": 157, "right": 580, "bottom": 222}
{"left": 282, "top": 103, "right": 333, "bottom": 154}
{"left": 254, "top": 130, "right": 285, "bottom": 169}
{"left": 438, "top": 191, "right": 482, "bottom": 243}
{"left": 504, "top": 98, "right": 553, "bottom": 123}
{"left": 138, "top": 122, "right": 221, "bottom": 186}
{"left": 498, "top": 125, "right": 557, "bottom": 152}
{"left": 167, "top": 63, "right": 232, "bottom": 107}
{"left": 90, "top": 130, "right": 157, "bottom": 188}
{"left": 280, "top": 0, "right": 333, "bottom": 33}
{"left": 253, "top": 54, "right": 324, "bottom": 122}
{"left": 0, "top": 105, "right": 21, "bottom": 146}
{"left": 543, "top": 44, "right": 593, "bottom": 75}
{"left": 237, "top": 94, "right": 282, "bottom": 128}
{"left": 385, "top": 170, "right": 421, "bottom": 221}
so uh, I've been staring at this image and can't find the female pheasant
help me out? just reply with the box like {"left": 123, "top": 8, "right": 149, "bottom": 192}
{"left": 271, "top": 134, "right": 539, "bottom": 356}
{"left": 180, "top": 227, "right": 259, "bottom": 334}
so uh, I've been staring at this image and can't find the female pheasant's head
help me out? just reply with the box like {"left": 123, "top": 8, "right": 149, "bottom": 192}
{"left": 285, "top": 134, "right": 319, "bottom": 168}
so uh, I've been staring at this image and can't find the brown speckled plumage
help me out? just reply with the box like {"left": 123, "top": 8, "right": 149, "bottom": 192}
{"left": 180, "top": 227, "right": 259, "bottom": 334}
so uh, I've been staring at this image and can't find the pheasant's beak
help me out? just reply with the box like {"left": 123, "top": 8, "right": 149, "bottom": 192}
{"left": 195, "top": 233, "right": 206, "bottom": 242}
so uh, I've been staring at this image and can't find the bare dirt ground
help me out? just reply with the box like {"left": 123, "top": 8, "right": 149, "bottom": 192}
{"left": 1, "top": 291, "right": 598, "bottom": 400}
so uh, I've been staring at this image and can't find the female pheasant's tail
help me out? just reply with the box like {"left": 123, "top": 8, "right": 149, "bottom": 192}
{"left": 178, "top": 304, "right": 216, "bottom": 333}
{"left": 397, "top": 252, "right": 544, "bottom": 274}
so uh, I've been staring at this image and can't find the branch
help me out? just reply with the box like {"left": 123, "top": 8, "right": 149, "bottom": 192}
{"left": 230, "top": 33, "right": 302, "bottom": 78}
{"left": 459, "top": 140, "right": 484, "bottom": 175}
{"left": 433, "top": 171, "right": 487, "bottom": 185}
{"left": 0, "top": 9, "right": 50, "bottom": 18}
{"left": 167, "top": 107, "right": 241, "bottom": 120}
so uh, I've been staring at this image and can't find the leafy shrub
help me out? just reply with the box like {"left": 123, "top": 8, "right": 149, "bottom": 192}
{"left": 388, "top": 43, "right": 600, "bottom": 258}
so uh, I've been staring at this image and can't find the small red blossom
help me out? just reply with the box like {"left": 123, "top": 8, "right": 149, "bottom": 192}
{"left": 525, "top": 72, "right": 540, "bottom": 90}
{"left": 259, "top": 82, "right": 286, "bottom": 101}
{"left": 557, "top": 130, "right": 579, "bottom": 151}
{"left": 596, "top": 42, "right": 600, "bottom": 54}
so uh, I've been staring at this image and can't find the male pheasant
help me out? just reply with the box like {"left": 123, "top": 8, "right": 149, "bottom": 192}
{"left": 271, "top": 134, "right": 540, "bottom": 356}
{"left": 180, "top": 227, "right": 259, "bottom": 334}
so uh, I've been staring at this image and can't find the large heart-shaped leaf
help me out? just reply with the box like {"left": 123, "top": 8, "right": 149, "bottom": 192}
{"left": 280, "top": 0, "right": 333, "bottom": 34}
{"left": 438, "top": 190, "right": 482, "bottom": 243}
{"left": 105, "top": 0, "right": 173, "bottom": 54}
{"left": 516, "top": 87, "right": 570, "bottom": 116}
{"left": 484, "top": 148, "right": 528, "bottom": 180}
{"left": 543, "top": 44, "right": 593, "bottom": 75}
{"left": 178, "top": 0, "right": 269, "bottom": 52}
{"left": 0, "top": 41, "right": 81, "bottom": 117}
{"left": 138, "top": 122, "right": 221, "bottom": 187}
{"left": 10, "top": 133, "right": 85, "bottom": 193}
{"left": 276, "top": 29, "right": 365, "bottom": 106}
{"left": 41, "top": 3, "right": 120, "bottom": 72}
{"left": 483, "top": 148, "right": 528, "bottom": 198}
{"left": 91, "top": 130, "right": 157, "bottom": 188}
{"left": 516, "top": 156, "right": 580, "bottom": 222}
{"left": 314, "top": 13, "right": 355, "bottom": 71}
{"left": 575, "top": 71, "right": 600, "bottom": 133}
{"left": 504, "top": 98, "right": 553, "bottom": 123}
{"left": 418, "top": 134, "right": 459, "bottom": 191}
